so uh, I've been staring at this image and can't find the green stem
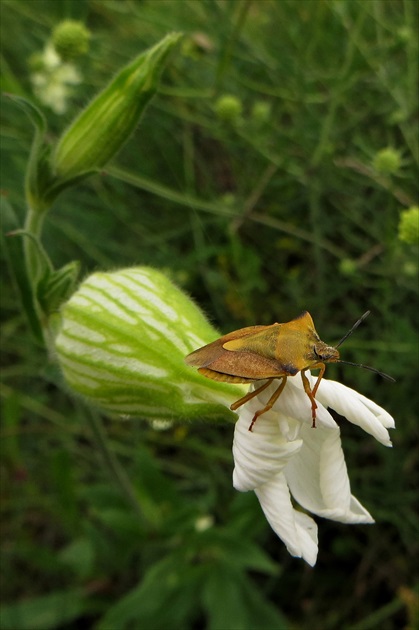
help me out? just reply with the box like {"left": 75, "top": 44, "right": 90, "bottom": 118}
{"left": 24, "top": 207, "right": 46, "bottom": 285}
{"left": 215, "top": 0, "right": 252, "bottom": 92}
{"left": 85, "top": 408, "right": 146, "bottom": 525}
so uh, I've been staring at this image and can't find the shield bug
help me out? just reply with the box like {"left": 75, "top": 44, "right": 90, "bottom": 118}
{"left": 185, "top": 311, "right": 394, "bottom": 431}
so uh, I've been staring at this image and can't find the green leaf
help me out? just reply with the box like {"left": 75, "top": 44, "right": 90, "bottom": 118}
{"left": 202, "top": 566, "right": 289, "bottom": 630}
{"left": 106, "top": 165, "right": 236, "bottom": 218}
{"left": 4, "top": 94, "right": 52, "bottom": 213}
{"left": 202, "top": 565, "right": 251, "bottom": 630}
{"left": 5, "top": 93, "right": 46, "bottom": 137}
{"left": 96, "top": 554, "right": 200, "bottom": 630}
{"left": 37, "top": 260, "right": 80, "bottom": 315}
{"left": 92, "top": 508, "right": 143, "bottom": 537}
{"left": 6, "top": 226, "right": 78, "bottom": 316}
{"left": 41, "top": 169, "right": 97, "bottom": 208}
{"left": 207, "top": 531, "right": 279, "bottom": 575}
{"left": 49, "top": 448, "right": 78, "bottom": 531}
{"left": 0, "top": 589, "right": 86, "bottom": 630}
{"left": 10, "top": 229, "right": 53, "bottom": 280}
{"left": 237, "top": 573, "right": 290, "bottom": 630}
{"left": 58, "top": 537, "right": 95, "bottom": 580}
{"left": 0, "top": 198, "right": 43, "bottom": 342}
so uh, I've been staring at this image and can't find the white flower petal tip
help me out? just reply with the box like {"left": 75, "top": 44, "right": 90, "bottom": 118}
{"left": 315, "top": 379, "right": 395, "bottom": 446}
{"left": 307, "top": 500, "right": 375, "bottom": 524}
{"left": 376, "top": 412, "right": 395, "bottom": 430}
{"left": 348, "top": 495, "right": 375, "bottom": 524}
{"left": 255, "top": 475, "right": 319, "bottom": 566}
{"left": 231, "top": 376, "right": 394, "bottom": 565}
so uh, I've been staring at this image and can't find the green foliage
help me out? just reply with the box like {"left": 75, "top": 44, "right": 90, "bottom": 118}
{"left": 1, "top": 1, "right": 418, "bottom": 629}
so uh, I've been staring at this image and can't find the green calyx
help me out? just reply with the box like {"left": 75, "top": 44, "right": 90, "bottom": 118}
{"left": 54, "top": 267, "right": 244, "bottom": 424}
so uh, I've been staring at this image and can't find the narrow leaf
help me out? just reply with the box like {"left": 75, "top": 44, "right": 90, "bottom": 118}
{"left": 0, "top": 588, "right": 86, "bottom": 630}
{"left": 0, "top": 197, "right": 43, "bottom": 341}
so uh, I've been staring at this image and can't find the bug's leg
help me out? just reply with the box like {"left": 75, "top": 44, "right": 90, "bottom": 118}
{"left": 248, "top": 377, "right": 288, "bottom": 432}
{"left": 301, "top": 368, "right": 322, "bottom": 428}
{"left": 312, "top": 364, "right": 325, "bottom": 397}
{"left": 230, "top": 378, "right": 274, "bottom": 411}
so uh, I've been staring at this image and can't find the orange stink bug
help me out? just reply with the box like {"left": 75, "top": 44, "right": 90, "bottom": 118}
{"left": 185, "top": 311, "right": 394, "bottom": 431}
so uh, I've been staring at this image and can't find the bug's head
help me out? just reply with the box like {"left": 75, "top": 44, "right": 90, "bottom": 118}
{"left": 312, "top": 341, "right": 340, "bottom": 364}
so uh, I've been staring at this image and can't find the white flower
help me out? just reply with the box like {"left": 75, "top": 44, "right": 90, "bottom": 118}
{"left": 232, "top": 373, "right": 395, "bottom": 566}
{"left": 30, "top": 44, "right": 82, "bottom": 114}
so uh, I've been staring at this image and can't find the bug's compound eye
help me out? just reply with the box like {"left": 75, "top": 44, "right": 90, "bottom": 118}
{"left": 313, "top": 345, "right": 322, "bottom": 360}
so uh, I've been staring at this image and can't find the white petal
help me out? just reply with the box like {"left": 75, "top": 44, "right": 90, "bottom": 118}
{"left": 315, "top": 379, "right": 393, "bottom": 447}
{"left": 285, "top": 423, "right": 374, "bottom": 524}
{"left": 255, "top": 474, "right": 318, "bottom": 566}
{"left": 245, "top": 377, "right": 338, "bottom": 431}
{"left": 348, "top": 495, "right": 375, "bottom": 522}
{"left": 345, "top": 389, "right": 395, "bottom": 429}
{"left": 232, "top": 407, "right": 302, "bottom": 491}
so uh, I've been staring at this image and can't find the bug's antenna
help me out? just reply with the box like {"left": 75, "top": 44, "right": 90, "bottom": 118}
{"left": 335, "top": 311, "right": 371, "bottom": 349}
{"left": 337, "top": 360, "right": 395, "bottom": 382}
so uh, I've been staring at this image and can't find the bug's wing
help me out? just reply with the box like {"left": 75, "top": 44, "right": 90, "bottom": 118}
{"left": 199, "top": 350, "right": 289, "bottom": 380}
{"left": 223, "top": 325, "right": 281, "bottom": 358}
{"left": 197, "top": 367, "right": 256, "bottom": 384}
{"left": 185, "top": 325, "right": 273, "bottom": 368}
{"left": 185, "top": 324, "right": 288, "bottom": 380}
{"left": 222, "top": 316, "right": 317, "bottom": 372}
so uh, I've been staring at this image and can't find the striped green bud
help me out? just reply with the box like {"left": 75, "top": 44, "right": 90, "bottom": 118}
{"left": 53, "top": 33, "right": 181, "bottom": 181}
{"left": 54, "top": 267, "right": 244, "bottom": 423}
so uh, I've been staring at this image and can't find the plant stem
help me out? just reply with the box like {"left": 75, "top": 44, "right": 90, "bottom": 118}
{"left": 23, "top": 207, "right": 45, "bottom": 285}
{"left": 85, "top": 408, "right": 147, "bottom": 525}
{"left": 215, "top": 0, "right": 252, "bottom": 92}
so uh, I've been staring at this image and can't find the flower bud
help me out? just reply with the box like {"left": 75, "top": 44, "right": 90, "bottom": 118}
{"left": 214, "top": 94, "right": 243, "bottom": 123}
{"left": 398, "top": 206, "right": 419, "bottom": 245}
{"left": 373, "top": 147, "right": 402, "bottom": 175}
{"left": 339, "top": 258, "right": 358, "bottom": 277}
{"left": 54, "top": 267, "right": 243, "bottom": 423}
{"left": 53, "top": 33, "right": 182, "bottom": 180}
{"left": 52, "top": 20, "right": 90, "bottom": 61}
{"left": 251, "top": 101, "right": 271, "bottom": 124}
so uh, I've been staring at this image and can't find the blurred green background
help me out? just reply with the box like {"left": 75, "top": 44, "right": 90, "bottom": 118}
{"left": 1, "top": 0, "right": 418, "bottom": 628}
